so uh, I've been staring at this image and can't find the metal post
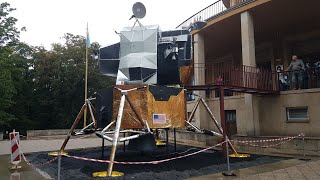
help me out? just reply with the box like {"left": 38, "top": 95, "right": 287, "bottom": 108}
{"left": 57, "top": 154, "right": 61, "bottom": 180}
{"left": 166, "top": 128, "right": 169, "bottom": 154}
{"left": 174, "top": 128, "right": 177, "bottom": 152}
{"left": 226, "top": 138, "right": 231, "bottom": 171}
{"left": 84, "top": 24, "right": 89, "bottom": 128}
{"left": 219, "top": 86, "right": 227, "bottom": 157}
{"left": 299, "top": 134, "right": 310, "bottom": 161}
{"left": 222, "top": 138, "right": 236, "bottom": 176}
{"left": 101, "top": 138, "right": 105, "bottom": 159}
{"left": 107, "top": 94, "right": 126, "bottom": 176}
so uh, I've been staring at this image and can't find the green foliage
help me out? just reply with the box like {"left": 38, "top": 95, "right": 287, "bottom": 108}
{"left": 0, "top": 65, "right": 16, "bottom": 127}
{"left": 0, "top": 2, "right": 22, "bottom": 130}
{"left": 0, "top": 2, "right": 113, "bottom": 133}
{"left": 0, "top": 2, "right": 25, "bottom": 47}
{"left": 30, "top": 34, "right": 112, "bottom": 129}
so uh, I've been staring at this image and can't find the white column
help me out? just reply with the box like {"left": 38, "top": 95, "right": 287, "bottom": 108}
{"left": 193, "top": 33, "right": 208, "bottom": 129}
{"left": 241, "top": 11, "right": 260, "bottom": 136}
{"left": 241, "top": 11, "right": 256, "bottom": 67}
{"left": 194, "top": 33, "right": 205, "bottom": 86}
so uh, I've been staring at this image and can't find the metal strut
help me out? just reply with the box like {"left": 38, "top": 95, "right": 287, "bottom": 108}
{"left": 107, "top": 93, "right": 126, "bottom": 176}
{"left": 59, "top": 97, "right": 97, "bottom": 153}
{"left": 185, "top": 94, "right": 238, "bottom": 154}
{"left": 57, "top": 97, "right": 97, "bottom": 180}
{"left": 105, "top": 86, "right": 148, "bottom": 176}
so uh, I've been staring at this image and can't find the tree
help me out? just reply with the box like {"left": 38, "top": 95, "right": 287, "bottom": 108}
{"left": 0, "top": 59, "right": 16, "bottom": 128}
{"left": 0, "top": 2, "right": 112, "bottom": 133}
{"left": 31, "top": 33, "right": 112, "bottom": 129}
{"left": 0, "top": 2, "right": 25, "bottom": 47}
{"left": 0, "top": 2, "right": 27, "bottom": 131}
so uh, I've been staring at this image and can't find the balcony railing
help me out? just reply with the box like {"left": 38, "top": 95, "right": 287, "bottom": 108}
{"left": 176, "top": 0, "right": 255, "bottom": 29}
{"left": 192, "top": 63, "right": 279, "bottom": 98}
{"left": 278, "top": 68, "right": 320, "bottom": 91}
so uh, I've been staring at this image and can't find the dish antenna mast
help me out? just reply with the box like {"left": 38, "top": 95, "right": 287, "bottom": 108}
{"left": 130, "top": 2, "right": 146, "bottom": 29}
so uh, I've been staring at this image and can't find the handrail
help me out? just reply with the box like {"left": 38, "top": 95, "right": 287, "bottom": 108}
{"left": 176, "top": 0, "right": 222, "bottom": 29}
{"left": 176, "top": 0, "right": 255, "bottom": 29}
{"left": 193, "top": 63, "right": 279, "bottom": 92}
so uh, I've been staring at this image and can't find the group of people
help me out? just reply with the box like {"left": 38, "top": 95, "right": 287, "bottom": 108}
{"left": 278, "top": 55, "right": 320, "bottom": 90}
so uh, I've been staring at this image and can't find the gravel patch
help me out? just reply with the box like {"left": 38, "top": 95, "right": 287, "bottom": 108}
{"left": 26, "top": 144, "right": 288, "bottom": 180}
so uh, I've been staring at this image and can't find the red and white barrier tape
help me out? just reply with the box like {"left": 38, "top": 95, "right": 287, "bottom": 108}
{"left": 231, "top": 133, "right": 304, "bottom": 144}
{"left": 27, "top": 133, "right": 93, "bottom": 140}
{"left": 13, "top": 133, "right": 305, "bottom": 167}
{"left": 154, "top": 147, "right": 200, "bottom": 158}
{"left": 12, "top": 132, "right": 98, "bottom": 167}
{"left": 62, "top": 133, "right": 305, "bottom": 165}
{"left": 21, "top": 152, "right": 58, "bottom": 167}
{"left": 234, "top": 136, "right": 294, "bottom": 148}
{"left": 232, "top": 133, "right": 304, "bottom": 148}
{"left": 12, "top": 138, "right": 58, "bottom": 167}
{"left": 63, "top": 141, "right": 227, "bottom": 165}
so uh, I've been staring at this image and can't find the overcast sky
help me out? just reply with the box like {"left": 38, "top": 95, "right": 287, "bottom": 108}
{"left": 6, "top": 0, "right": 214, "bottom": 49}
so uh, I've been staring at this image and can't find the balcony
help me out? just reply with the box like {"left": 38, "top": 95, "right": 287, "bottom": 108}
{"left": 186, "top": 63, "right": 320, "bottom": 101}
{"left": 176, "top": 0, "right": 255, "bottom": 29}
{"left": 278, "top": 68, "right": 320, "bottom": 91}
{"left": 186, "top": 63, "right": 279, "bottom": 99}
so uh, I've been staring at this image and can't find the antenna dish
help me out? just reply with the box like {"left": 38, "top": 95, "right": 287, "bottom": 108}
{"left": 132, "top": 2, "right": 146, "bottom": 19}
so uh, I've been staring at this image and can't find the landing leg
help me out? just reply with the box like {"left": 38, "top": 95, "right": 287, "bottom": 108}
{"left": 107, "top": 94, "right": 126, "bottom": 176}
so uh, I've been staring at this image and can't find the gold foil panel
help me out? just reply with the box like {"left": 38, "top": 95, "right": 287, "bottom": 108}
{"left": 113, "top": 85, "right": 186, "bottom": 129}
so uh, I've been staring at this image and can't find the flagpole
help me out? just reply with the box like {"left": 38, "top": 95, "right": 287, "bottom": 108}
{"left": 84, "top": 23, "right": 89, "bottom": 128}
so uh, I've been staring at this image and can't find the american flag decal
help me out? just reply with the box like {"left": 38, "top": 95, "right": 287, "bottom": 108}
{"left": 153, "top": 114, "right": 166, "bottom": 124}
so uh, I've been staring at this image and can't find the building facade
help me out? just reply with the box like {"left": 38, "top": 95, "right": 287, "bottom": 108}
{"left": 179, "top": 0, "right": 320, "bottom": 140}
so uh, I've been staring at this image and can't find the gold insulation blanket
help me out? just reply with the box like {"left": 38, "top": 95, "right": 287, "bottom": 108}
{"left": 113, "top": 85, "right": 186, "bottom": 129}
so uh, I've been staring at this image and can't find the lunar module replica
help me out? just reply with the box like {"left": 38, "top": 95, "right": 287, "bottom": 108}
{"left": 58, "top": 2, "right": 238, "bottom": 177}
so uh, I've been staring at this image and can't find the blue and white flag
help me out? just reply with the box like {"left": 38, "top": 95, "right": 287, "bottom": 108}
{"left": 87, "top": 24, "right": 91, "bottom": 48}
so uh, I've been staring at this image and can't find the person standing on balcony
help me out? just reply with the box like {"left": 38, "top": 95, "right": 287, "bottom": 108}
{"left": 216, "top": 75, "right": 224, "bottom": 85}
{"left": 277, "top": 65, "right": 288, "bottom": 91}
{"left": 286, "top": 55, "right": 305, "bottom": 90}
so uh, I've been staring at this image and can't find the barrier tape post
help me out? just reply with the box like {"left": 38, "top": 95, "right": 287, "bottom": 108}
{"left": 222, "top": 138, "right": 235, "bottom": 176}
{"left": 299, "top": 133, "right": 310, "bottom": 161}
{"left": 226, "top": 139, "right": 230, "bottom": 171}
{"left": 10, "top": 129, "right": 22, "bottom": 170}
{"left": 11, "top": 135, "right": 59, "bottom": 168}
{"left": 58, "top": 152, "right": 61, "bottom": 180}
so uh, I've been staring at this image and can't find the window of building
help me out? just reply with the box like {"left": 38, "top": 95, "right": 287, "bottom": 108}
{"left": 286, "top": 107, "right": 309, "bottom": 122}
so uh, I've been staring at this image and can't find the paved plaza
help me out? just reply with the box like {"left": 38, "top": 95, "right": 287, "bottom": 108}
{"left": 237, "top": 161, "right": 320, "bottom": 180}
{"left": 188, "top": 159, "right": 320, "bottom": 180}
{"left": 0, "top": 137, "right": 319, "bottom": 179}
{"left": 0, "top": 136, "right": 110, "bottom": 155}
